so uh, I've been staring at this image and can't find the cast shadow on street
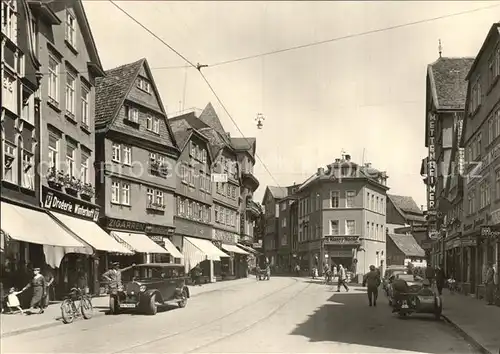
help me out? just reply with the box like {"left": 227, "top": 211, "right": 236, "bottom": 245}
{"left": 290, "top": 292, "right": 448, "bottom": 354}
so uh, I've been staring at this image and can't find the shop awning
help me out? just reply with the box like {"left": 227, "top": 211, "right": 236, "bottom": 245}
{"left": 1, "top": 202, "right": 85, "bottom": 247}
{"left": 49, "top": 212, "right": 132, "bottom": 254}
{"left": 112, "top": 232, "right": 168, "bottom": 254}
{"left": 185, "top": 237, "right": 229, "bottom": 261}
{"left": 237, "top": 243, "right": 260, "bottom": 255}
{"left": 222, "top": 243, "right": 250, "bottom": 255}
{"left": 162, "top": 238, "right": 184, "bottom": 259}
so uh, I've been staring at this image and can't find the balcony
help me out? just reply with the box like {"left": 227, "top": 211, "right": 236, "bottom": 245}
{"left": 241, "top": 170, "right": 259, "bottom": 191}
{"left": 246, "top": 198, "right": 261, "bottom": 217}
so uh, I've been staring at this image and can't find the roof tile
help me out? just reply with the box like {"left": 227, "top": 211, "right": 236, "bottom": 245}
{"left": 428, "top": 57, "right": 474, "bottom": 110}
{"left": 387, "top": 194, "right": 422, "bottom": 215}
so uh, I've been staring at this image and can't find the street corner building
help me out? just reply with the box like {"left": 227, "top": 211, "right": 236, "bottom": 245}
{"left": 1, "top": 0, "right": 133, "bottom": 302}
{"left": 167, "top": 104, "right": 260, "bottom": 283}
{"left": 263, "top": 154, "right": 389, "bottom": 279}
{"left": 94, "top": 58, "right": 185, "bottom": 273}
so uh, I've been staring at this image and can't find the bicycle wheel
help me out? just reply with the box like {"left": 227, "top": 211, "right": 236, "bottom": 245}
{"left": 80, "top": 296, "right": 93, "bottom": 319}
{"left": 61, "top": 299, "right": 75, "bottom": 324}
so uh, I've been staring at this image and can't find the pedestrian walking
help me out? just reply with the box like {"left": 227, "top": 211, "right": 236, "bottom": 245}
{"left": 337, "top": 264, "right": 349, "bottom": 292}
{"left": 363, "top": 265, "right": 381, "bottom": 307}
{"left": 20, "top": 267, "right": 47, "bottom": 314}
{"left": 485, "top": 262, "right": 496, "bottom": 305}
{"left": 5, "top": 287, "right": 24, "bottom": 314}
{"left": 435, "top": 264, "right": 446, "bottom": 296}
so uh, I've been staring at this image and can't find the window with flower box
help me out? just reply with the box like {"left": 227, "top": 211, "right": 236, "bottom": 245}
{"left": 66, "top": 142, "right": 76, "bottom": 177}
{"left": 80, "top": 151, "right": 89, "bottom": 184}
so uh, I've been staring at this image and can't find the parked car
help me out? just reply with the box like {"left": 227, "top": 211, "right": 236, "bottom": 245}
{"left": 109, "top": 263, "right": 190, "bottom": 315}
{"left": 382, "top": 267, "right": 406, "bottom": 295}
{"left": 387, "top": 273, "right": 424, "bottom": 306}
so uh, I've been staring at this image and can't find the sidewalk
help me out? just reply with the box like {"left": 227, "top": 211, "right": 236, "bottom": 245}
{"left": 1, "top": 277, "right": 253, "bottom": 338}
{"left": 441, "top": 289, "right": 500, "bottom": 354}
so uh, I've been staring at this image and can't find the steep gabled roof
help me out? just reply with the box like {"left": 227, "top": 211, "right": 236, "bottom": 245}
{"left": 466, "top": 23, "right": 500, "bottom": 80}
{"left": 387, "top": 194, "right": 425, "bottom": 223}
{"left": 388, "top": 234, "right": 425, "bottom": 258}
{"left": 95, "top": 58, "right": 178, "bottom": 150}
{"left": 169, "top": 118, "right": 213, "bottom": 163}
{"left": 427, "top": 57, "right": 474, "bottom": 110}
{"left": 268, "top": 186, "right": 288, "bottom": 199}
{"left": 198, "top": 103, "right": 231, "bottom": 145}
{"left": 169, "top": 111, "right": 209, "bottom": 130}
{"left": 95, "top": 59, "right": 143, "bottom": 129}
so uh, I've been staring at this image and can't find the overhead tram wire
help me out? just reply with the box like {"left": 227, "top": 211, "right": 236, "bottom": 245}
{"left": 205, "top": 3, "right": 500, "bottom": 68}
{"left": 108, "top": 0, "right": 284, "bottom": 188}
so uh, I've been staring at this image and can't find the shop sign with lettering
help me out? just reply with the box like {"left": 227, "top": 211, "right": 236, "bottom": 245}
{"left": 105, "top": 217, "right": 174, "bottom": 236}
{"left": 149, "top": 235, "right": 166, "bottom": 248}
{"left": 323, "top": 236, "right": 360, "bottom": 245}
{"left": 173, "top": 217, "right": 211, "bottom": 240}
{"left": 328, "top": 250, "right": 353, "bottom": 258}
{"left": 42, "top": 186, "right": 99, "bottom": 222}
{"left": 461, "top": 237, "right": 477, "bottom": 247}
{"left": 427, "top": 113, "right": 437, "bottom": 211}
{"left": 212, "top": 229, "right": 237, "bottom": 244}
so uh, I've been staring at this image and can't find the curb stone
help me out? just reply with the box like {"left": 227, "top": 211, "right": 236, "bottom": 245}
{"left": 1, "top": 278, "right": 253, "bottom": 338}
{"left": 441, "top": 315, "right": 494, "bottom": 354}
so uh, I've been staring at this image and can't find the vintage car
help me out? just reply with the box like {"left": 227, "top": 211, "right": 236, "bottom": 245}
{"left": 392, "top": 279, "right": 442, "bottom": 320}
{"left": 109, "top": 263, "right": 190, "bottom": 315}
{"left": 387, "top": 273, "right": 423, "bottom": 306}
{"left": 382, "top": 266, "right": 407, "bottom": 295}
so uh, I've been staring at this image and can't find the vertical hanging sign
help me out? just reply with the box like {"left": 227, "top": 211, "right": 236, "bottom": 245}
{"left": 427, "top": 113, "right": 437, "bottom": 215}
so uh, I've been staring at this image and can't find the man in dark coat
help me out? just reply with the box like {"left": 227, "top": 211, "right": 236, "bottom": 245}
{"left": 435, "top": 264, "right": 446, "bottom": 296}
{"left": 363, "top": 265, "right": 381, "bottom": 307}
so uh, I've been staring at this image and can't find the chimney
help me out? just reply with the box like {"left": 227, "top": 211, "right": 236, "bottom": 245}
{"left": 345, "top": 154, "right": 351, "bottom": 161}
{"left": 317, "top": 167, "right": 324, "bottom": 176}
{"left": 365, "top": 162, "right": 372, "bottom": 168}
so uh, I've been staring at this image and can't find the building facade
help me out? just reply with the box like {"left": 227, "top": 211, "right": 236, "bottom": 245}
{"left": 462, "top": 23, "right": 500, "bottom": 298}
{"left": 1, "top": 0, "right": 43, "bottom": 282}
{"left": 296, "top": 155, "right": 389, "bottom": 277}
{"left": 276, "top": 185, "right": 299, "bottom": 272}
{"left": 95, "top": 58, "right": 182, "bottom": 268}
{"left": 421, "top": 56, "right": 474, "bottom": 268}
{"left": 386, "top": 233, "right": 426, "bottom": 268}
{"left": 262, "top": 186, "right": 288, "bottom": 265}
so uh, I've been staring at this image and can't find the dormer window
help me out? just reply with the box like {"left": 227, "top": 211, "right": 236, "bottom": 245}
{"left": 137, "top": 77, "right": 151, "bottom": 93}
{"left": 126, "top": 106, "right": 139, "bottom": 124}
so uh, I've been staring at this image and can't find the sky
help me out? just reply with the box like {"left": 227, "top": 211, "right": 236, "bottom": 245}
{"left": 84, "top": 1, "right": 500, "bottom": 207}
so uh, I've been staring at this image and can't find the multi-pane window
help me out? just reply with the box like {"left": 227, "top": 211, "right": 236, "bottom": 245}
{"left": 2, "top": 139, "right": 16, "bottom": 182}
{"left": 187, "top": 201, "right": 193, "bottom": 217}
{"left": 375, "top": 197, "right": 379, "bottom": 211}
{"left": 48, "top": 56, "right": 59, "bottom": 103}
{"left": 112, "top": 143, "right": 121, "bottom": 162}
{"left": 80, "top": 151, "right": 89, "bottom": 183}
{"left": 127, "top": 107, "right": 139, "bottom": 123}
{"left": 66, "top": 142, "right": 76, "bottom": 177}
{"left": 2, "top": 0, "right": 17, "bottom": 43}
{"left": 468, "top": 191, "right": 475, "bottom": 215}
{"left": 346, "top": 191, "right": 355, "bottom": 207}
{"left": 155, "top": 190, "right": 164, "bottom": 206}
{"left": 366, "top": 192, "right": 370, "bottom": 209}
{"left": 22, "top": 90, "right": 34, "bottom": 124}
{"left": 330, "top": 220, "right": 339, "bottom": 235}
{"left": 147, "top": 188, "right": 154, "bottom": 205}
{"left": 123, "top": 145, "right": 131, "bottom": 165}
{"left": 380, "top": 225, "right": 385, "bottom": 241}
{"left": 330, "top": 191, "right": 339, "bottom": 208}
{"left": 48, "top": 133, "right": 59, "bottom": 169}
{"left": 470, "top": 78, "right": 482, "bottom": 114}
{"left": 22, "top": 150, "right": 34, "bottom": 190}
{"left": 366, "top": 222, "right": 370, "bottom": 238}
{"left": 2, "top": 71, "right": 17, "bottom": 113}
{"left": 81, "top": 85, "right": 89, "bottom": 126}
{"left": 152, "top": 117, "right": 160, "bottom": 134}
{"left": 146, "top": 115, "right": 153, "bottom": 131}
{"left": 371, "top": 223, "right": 375, "bottom": 238}
{"left": 111, "top": 181, "right": 120, "bottom": 203}
{"left": 346, "top": 220, "right": 355, "bottom": 235}
{"left": 65, "top": 73, "right": 76, "bottom": 115}
{"left": 65, "top": 11, "right": 76, "bottom": 47}
{"left": 480, "top": 181, "right": 491, "bottom": 209}
{"left": 371, "top": 195, "right": 374, "bottom": 210}
{"left": 121, "top": 183, "right": 130, "bottom": 205}
{"left": 137, "top": 77, "right": 151, "bottom": 93}
{"left": 214, "top": 205, "right": 219, "bottom": 222}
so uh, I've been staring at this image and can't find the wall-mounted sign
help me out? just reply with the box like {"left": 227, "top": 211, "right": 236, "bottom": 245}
{"left": 42, "top": 186, "right": 99, "bottom": 222}
{"left": 323, "top": 236, "right": 360, "bottom": 245}
{"left": 327, "top": 250, "right": 353, "bottom": 258}
{"left": 427, "top": 113, "right": 437, "bottom": 212}
{"left": 213, "top": 229, "right": 237, "bottom": 244}
{"left": 240, "top": 213, "right": 245, "bottom": 236}
{"left": 104, "top": 217, "right": 174, "bottom": 236}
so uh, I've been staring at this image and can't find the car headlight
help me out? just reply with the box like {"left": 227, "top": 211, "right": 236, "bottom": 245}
{"left": 139, "top": 285, "right": 146, "bottom": 292}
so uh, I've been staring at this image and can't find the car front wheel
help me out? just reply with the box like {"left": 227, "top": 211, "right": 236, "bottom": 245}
{"left": 146, "top": 294, "right": 158, "bottom": 316}
{"left": 178, "top": 290, "right": 188, "bottom": 308}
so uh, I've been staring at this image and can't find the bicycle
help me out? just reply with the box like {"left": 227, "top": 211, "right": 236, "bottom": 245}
{"left": 60, "top": 287, "right": 93, "bottom": 324}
